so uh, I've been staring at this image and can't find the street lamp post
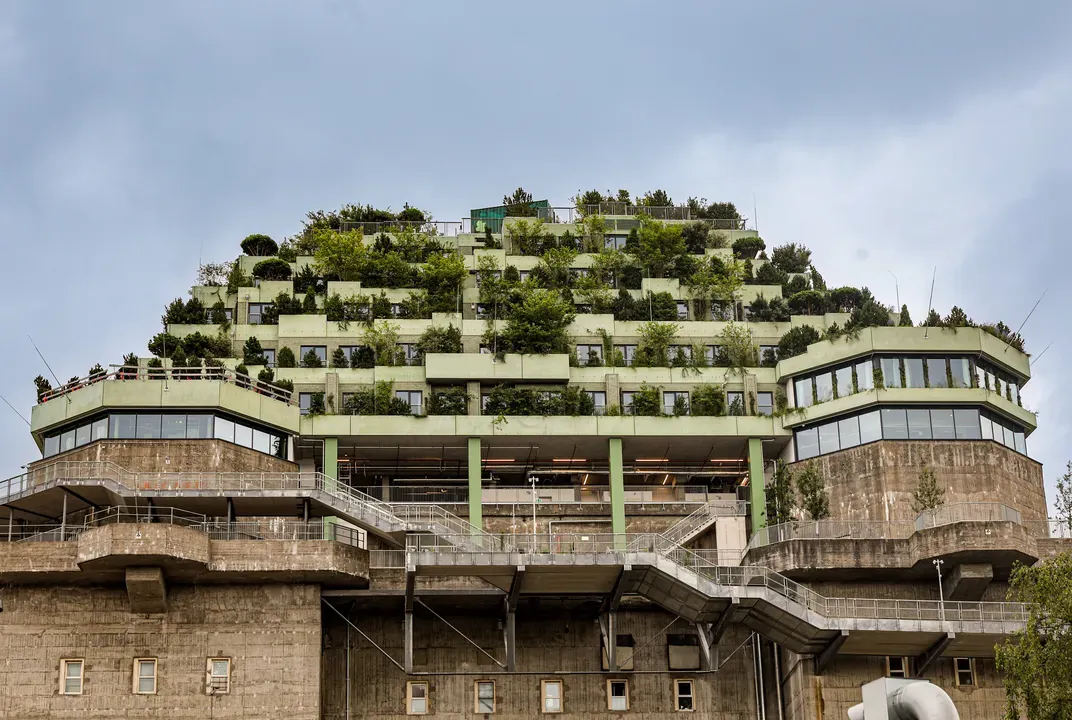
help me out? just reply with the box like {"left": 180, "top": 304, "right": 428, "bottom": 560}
{"left": 933, "top": 558, "right": 945, "bottom": 622}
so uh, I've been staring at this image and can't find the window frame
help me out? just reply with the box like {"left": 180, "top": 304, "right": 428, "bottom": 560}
{"left": 954, "top": 657, "right": 975, "bottom": 687}
{"left": 607, "top": 678, "right": 629, "bottom": 711}
{"left": 675, "top": 678, "right": 695, "bottom": 712}
{"left": 886, "top": 656, "right": 909, "bottom": 678}
{"left": 474, "top": 679, "right": 496, "bottom": 714}
{"left": 586, "top": 390, "right": 607, "bottom": 414}
{"left": 60, "top": 658, "right": 84, "bottom": 696}
{"left": 756, "top": 391, "right": 774, "bottom": 416}
{"left": 395, "top": 389, "right": 424, "bottom": 415}
{"left": 541, "top": 679, "right": 563, "bottom": 714}
{"left": 133, "top": 657, "right": 157, "bottom": 695}
{"left": 407, "top": 680, "right": 429, "bottom": 715}
{"left": 299, "top": 345, "right": 327, "bottom": 364}
{"left": 577, "top": 344, "right": 604, "bottom": 365}
{"left": 206, "top": 657, "right": 231, "bottom": 695}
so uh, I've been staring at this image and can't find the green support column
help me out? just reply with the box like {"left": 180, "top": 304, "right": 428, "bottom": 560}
{"left": 609, "top": 437, "right": 625, "bottom": 549}
{"left": 468, "top": 437, "right": 482, "bottom": 535}
{"left": 324, "top": 438, "right": 338, "bottom": 494}
{"left": 748, "top": 437, "right": 767, "bottom": 533}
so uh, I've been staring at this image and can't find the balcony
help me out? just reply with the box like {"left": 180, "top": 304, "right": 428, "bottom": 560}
{"left": 31, "top": 365, "right": 300, "bottom": 443}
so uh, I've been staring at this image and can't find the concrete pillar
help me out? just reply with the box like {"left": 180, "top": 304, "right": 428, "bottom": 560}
{"left": 324, "top": 438, "right": 338, "bottom": 494}
{"left": 744, "top": 372, "right": 759, "bottom": 414}
{"left": 467, "top": 381, "right": 481, "bottom": 416}
{"left": 748, "top": 437, "right": 767, "bottom": 533}
{"left": 325, "top": 372, "right": 340, "bottom": 413}
{"left": 467, "top": 437, "right": 482, "bottom": 533}
{"left": 605, "top": 373, "right": 620, "bottom": 408}
{"left": 609, "top": 437, "right": 625, "bottom": 548}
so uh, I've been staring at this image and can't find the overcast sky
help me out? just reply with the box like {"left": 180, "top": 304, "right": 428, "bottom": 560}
{"left": 1, "top": 1, "right": 1069, "bottom": 502}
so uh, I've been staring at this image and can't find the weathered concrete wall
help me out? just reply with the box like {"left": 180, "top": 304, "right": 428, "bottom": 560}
{"left": 0, "top": 584, "right": 321, "bottom": 719}
{"left": 794, "top": 441, "right": 1046, "bottom": 522}
{"left": 782, "top": 651, "right": 1008, "bottom": 720}
{"left": 30, "top": 439, "right": 297, "bottom": 474}
{"left": 321, "top": 608, "right": 757, "bottom": 719}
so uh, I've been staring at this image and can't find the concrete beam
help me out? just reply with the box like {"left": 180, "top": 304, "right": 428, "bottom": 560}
{"left": 125, "top": 566, "right": 167, "bottom": 613}
{"left": 467, "top": 437, "right": 482, "bottom": 534}
{"left": 696, "top": 598, "right": 739, "bottom": 670}
{"left": 504, "top": 609, "right": 517, "bottom": 672}
{"left": 507, "top": 566, "right": 525, "bottom": 611}
{"left": 943, "top": 563, "right": 993, "bottom": 601}
{"left": 404, "top": 610, "right": 414, "bottom": 674}
{"left": 748, "top": 438, "right": 766, "bottom": 532}
{"left": 404, "top": 561, "right": 416, "bottom": 613}
{"left": 602, "top": 565, "right": 631, "bottom": 614}
{"left": 813, "top": 630, "right": 849, "bottom": 676}
{"left": 608, "top": 438, "right": 625, "bottom": 549}
{"left": 599, "top": 612, "right": 617, "bottom": 672}
{"left": 915, "top": 632, "right": 955, "bottom": 677}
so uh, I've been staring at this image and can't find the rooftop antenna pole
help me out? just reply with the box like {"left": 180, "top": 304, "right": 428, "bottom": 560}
{"left": 752, "top": 193, "right": 758, "bottom": 233}
{"left": 1006, "top": 289, "right": 1047, "bottom": 353}
{"left": 27, "top": 335, "right": 69, "bottom": 404}
{"left": 886, "top": 270, "right": 899, "bottom": 311}
{"left": 923, "top": 267, "right": 936, "bottom": 339}
{"left": 0, "top": 396, "right": 30, "bottom": 426}
{"left": 1030, "top": 339, "right": 1055, "bottom": 366}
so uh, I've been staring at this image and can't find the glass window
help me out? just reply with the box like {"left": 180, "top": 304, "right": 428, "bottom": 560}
{"left": 399, "top": 343, "right": 420, "bottom": 365}
{"left": 587, "top": 391, "right": 607, "bottom": 414}
{"left": 794, "top": 378, "right": 813, "bottom": 408}
{"left": 621, "top": 391, "right": 635, "bottom": 414}
{"left": 110, "top": 414, "right": 137, "bottom": 439}
{"left": 979, "top": 414, "right": 993, "bottom": 440}
{"left": 954, "top": 658, "right": 974, "bottom": 687}
{"left": 859, "top": 410, "right": 882, "bottom": 444}
{"left": 262, "top": 348, "right": 276, "bottom": 367}
{"left": 757, "top": 392, "right": 773, "bottom": 416}
{"left": 676, "top": 301, "right": 689, "bottom": 320}
{"left": 475, "top": 680, "right": 495, "bottom": 713}
{"left": 91, "top": 417, "right": 108, "bottom": 441}
{"left": 814, "top": 372, "right": 834, "bottom": 402}
{"left": 887, "top": 656, "right": 908, "bottom": 678}
{"left": 299, "top": 346, "right": 327, "bottom": 364}
{"left": 1008, "top": 381, "right": 1019, "bottom": 404}
{"left": 208, "top": 658, "right": 231, "bottom": 695}
{"left": 904, "top": 358, "right": 925, "bottom": 388}
{"left": 838, "top": 416, "right": 861, "bottom": 448}
{"left": 44, "top": 435, "right": 59, "bottom": 457}
{"left": 727, "top": 391, "right": 744, "bottom": 416}
{"left": 819, "top": 422, "right": 840, "bottom": 454}
{"left": 60, "top": 429, "right": 76, "bottom": 452}
{"left": 407, "top": 681, "right": 428, "bottom": 715}
{"left": 299, "top": 393, "right": 314, "bottom": 416}
{"left": 930, "top": 409, "right": 955, "bottom": 439}
{"left": 75, "top": 423, "right": 91, "bottom": 447}
{"left": 953, "top": 409, "right": 981, "bottom": 439}
{"left": 396, "top": 390, "right": 423, "bottom": 415}
{"left": 950, "top": 358, "right": 971, "bottom": 388}
{"left": 856, "top": 359, "right": 874, "bottom": 391}
{"left": 136, "top": 414, "right": 162, "bottom": 439}
{"left": 927, "top": 358, "right": 948, "bottom": 388}
{"left": 881, "top": 408, "right": 908, "bottom": 439}
{"left": 1003, "top": 423, "right": 1016, "bottom": 449}
{"left": 234, "top": 423, "right": 253, "bottom": 448}
{"left": 664, "top": 391, "right": 689, "bottom": 415}
{"left": 61, "top": 659, "right": 83, "bottom": 695}
{"left": 214, "top": 416, "right": 235, "bottom": 443}
{"left": 186, "top": 414, "right": 213, "bottom": 439}
{"left": 608, "top": 680, "right": 628, "bottom": 711}
{"left": 907, "top": 409, "right": 931, "bottom": 439}
{"left": 542, "top": 679, "right": 562, "bottom": 713}
{"left": 616, "top": 345, "right": 636, "bottom": 366}
{"left": 577, "top": 344, "right": 603, "bottom": 365}
{"left": 835, "top": 366, "right": 853, "bottom": 398}
{"left": 1014, "top": 432, "right": 1027, "bottom": 455}
{"left": 252, "top": 429, "right": 271, "bottom": 454}
{"left": 135, "top": 658, "right": 157, "bottom": 694}
{"left": 162, "top": 414, "right": 187, "bottom": 439}
{"left": 676, "top": 679, "right": 694, "bottom": 711}
{"left": 881, "top": 357, "right": 902, "bottom": 388}
{"left": 796, "top": 427, "right": 820, "bottom": 460}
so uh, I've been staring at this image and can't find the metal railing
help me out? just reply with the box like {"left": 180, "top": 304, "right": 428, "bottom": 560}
{"left": 370, "top": 549, "right": 407, "bottom": 569}
{"left": 353, "top": 484, "right": 732, "bottom": 506}
{"left": 1024, "top": 519, "right": 1072, "bottom": 539}
{"left": 38, "top": 365, "right": 294, "bottom": 405}
{"left": 661, "top": 500, "right": 747, "bottom": 546}
{"left": 746, "top": 503, "right": 1025, "bottom": 552}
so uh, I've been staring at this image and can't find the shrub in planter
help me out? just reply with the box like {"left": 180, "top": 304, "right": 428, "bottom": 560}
{"left": 301, "top": 349, "right": 324, "bottom": 368}
{"left": 241, "top": 234, "right": 278, "bottom": 257}
{"left": 777, "top": 325, "right": 821, "bottom": 360}
{"left": 732, "top": 236, "right": 766, "bottom": 260}
{"left": 631, "top": 383, "right": 662, "bottom": 417}
{"left": 426, "top": 387, "right": 469, "bottom": 415}
{"left": 331, "top": 348, "right": 348, "bottom": 368}
{"left": 34, "top": 375, "right": 52, "bottom": 402}
{"left": 120, "top": 352, "right": 139, "bottom": 379}
{"left": 243, "top": 336, "right": 268, "bottom": 365}
{"left": 690, "top": 384, "right": 726, "bottom": 416}
{"left": 277, "top": 347, "right": 296, "bottom": 368}
{"left": 252, "top": 258, "right": 293, "bottom": 281}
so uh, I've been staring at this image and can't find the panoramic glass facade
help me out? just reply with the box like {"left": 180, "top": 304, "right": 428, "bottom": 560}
{"left": 794, "top": 406, "right": 1026, "bottom": 460}
{"left": 42, "top": 412, "right": 287, "bottom": 459}
{"left": 791, "top": 355, "right": 989, "bottom": 408}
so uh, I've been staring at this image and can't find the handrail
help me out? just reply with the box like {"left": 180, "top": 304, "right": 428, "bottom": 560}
{"left": 746, "top": 503, "right": 1026, "bottom": 552}
{"left": 38, "top": 365, "right": 294, "bottom": 405}
{"left": 661, "top": 500, "right": 747, "bottom": 546}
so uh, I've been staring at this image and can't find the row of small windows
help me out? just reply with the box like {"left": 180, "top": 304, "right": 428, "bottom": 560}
{"left": 404, "top": 678, "right": 693, "bottom": 714}
{"left": 43, "top": 413, "right": 287, "bottom": 459}
{"left": 795, "top": 406, "right": 1026, "bottom": 460}
{"left": 886, "top": 656, "right": 976, "bottom": 687}
{"left": 793, "top": 356, "right": 1021, "bottom": 408}
{"left": 59, "top": 658, "right": 230, "bottom": 696}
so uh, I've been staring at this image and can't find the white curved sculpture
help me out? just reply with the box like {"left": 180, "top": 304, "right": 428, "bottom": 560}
{"left": 848, "top": 678, "right": 959, "bottom": 720}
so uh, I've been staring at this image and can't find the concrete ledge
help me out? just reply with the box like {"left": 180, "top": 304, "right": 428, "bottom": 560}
{"left": 77, "top": 524, "right": 211, "bottom": 570}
